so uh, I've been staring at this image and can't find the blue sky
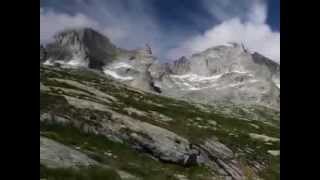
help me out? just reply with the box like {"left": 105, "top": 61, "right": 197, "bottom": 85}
{"left": 40, "top": 0, "right": 280, "bottom": 62}
{"left": 266, "top": 0, "right": 280, "bottom": 31}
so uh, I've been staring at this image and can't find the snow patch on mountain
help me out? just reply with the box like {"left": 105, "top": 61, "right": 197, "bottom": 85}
{"left": 181, "top": 82, "right": 201, "bottom": 91}
{"left": 43, "top": 60, "right": 54, "bottom": 66}
{"left": 170, "top": 73, "right": 223, "bottom": 82}
{"left": 67, "top": 57, "right": 88, "bottom": 67}
{"left": 42, "top": 54, "right": 88, "bottom": 67}
{"left": 110, "top": 62, "right": 133, "bottom": 69}
{"left": 103, "top": 69, "right": 133, "bottom": 80}
{"left": 231, "top": 70, "right": 249, "bottom": 74}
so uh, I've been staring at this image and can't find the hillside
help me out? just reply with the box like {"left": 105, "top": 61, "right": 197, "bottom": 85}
{"left": 40, "top": 64, "right": 279, "bottom": 180}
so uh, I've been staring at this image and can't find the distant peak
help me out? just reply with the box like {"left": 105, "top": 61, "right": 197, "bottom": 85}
{"left": 145, "top": 43, "right": 152, "bottom": 55}
{"left": 53, "top": 27, "right": 108, "bottom": 41}
{"left": 226, "top": 42, "right": 247, "bottom": 51}
{"left": 226, "top": 42, "right": 240, "bottom": 47}
{"left": 57, "top": 27, "right": 97, "bottom": 34}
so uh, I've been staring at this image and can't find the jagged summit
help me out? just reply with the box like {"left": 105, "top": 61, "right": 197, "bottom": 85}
{"left": 40, "top": 44, "right": 47, "bottom": 62}
{"left": 54, "top": 27, "right": 99, "bottom": 36}
{"left": 132, "top": 43, "right": 156, "bottom": 64}
{"left": 154, "top": 41, "right": 280, "bottom": 109}
{"left": 43, "top": 27, "right": 118, "bottom": 70}
{"left": 145, "top": 43, "right": 152, "bottom": 55}
{"left": 41, "top": 27, "right": 280, "bottom": 109}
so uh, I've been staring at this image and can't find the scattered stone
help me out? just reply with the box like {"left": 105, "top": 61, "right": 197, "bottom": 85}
{"left": 40, "top": 113, "right": 69, "bottom": 124}
{"left": 64, "top": 95, "right": 111, "bottom": 113}
{"left": 195, "top": 117, "right": 203, "bottom": 121}
{"left": 249, "top": 123, "right": 260, "bottom": 129}
{"left": 249, "top": 133, "right": 280, "bottom": 142}
{"left": 174, "top": 174, "right": 189, "bottom": 180}
{"left": 267, "top": 150, "right": 280, "bottom": 156}
{"left": 117, "top": 170, "right": 141, "bottom": 180}
{"left": 149, "top": 111, "right": 173, "bottom": 122}
{"left": 208, "top": 120, "right": 217, "bottom": 126}
{"left": 124, "top": 107, "right": 147, "bottom": 117}
{"left": 145, "top": 100, "right": 164, "bottom": 107}
{"left": 52, "top": 78, "right": 118, "bottom": 102}
{"left": 40, "top": 82, "right": 50, "bottom": 91}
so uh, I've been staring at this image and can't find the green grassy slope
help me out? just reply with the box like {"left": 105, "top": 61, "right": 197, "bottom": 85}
{"left": 40, "top": 65, "right": 279, "bottom": 180}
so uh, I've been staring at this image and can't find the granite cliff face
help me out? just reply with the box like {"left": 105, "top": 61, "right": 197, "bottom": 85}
{"left": 43, "top": 28, "right": 118, "bottom": 69}
{"left": 41, "top": 28, "right": 280, "bottom": 110}
{"left": 152, "top": 43, "right": 280, "bottom": 110}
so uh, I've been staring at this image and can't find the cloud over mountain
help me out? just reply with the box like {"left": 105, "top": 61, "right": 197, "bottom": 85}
{"left": 168, "top": 0, "right": 280, "bottom": 62}
{"left": 40, "top": 0, "right": 279, "bottom": 62}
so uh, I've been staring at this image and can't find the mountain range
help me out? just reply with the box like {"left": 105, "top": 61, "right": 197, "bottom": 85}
{"left": 40, "top": 27, "right": 280, "bottom": 110}
{"left": 40, "top": 27, "right": 280, "bottom": 180}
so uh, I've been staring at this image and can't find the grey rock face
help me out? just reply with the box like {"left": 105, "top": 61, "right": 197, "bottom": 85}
{"left": 41, "top": 106, "right": 244, "bottom": 179}
{"left": 41, "top": 28, "right": 280, "bottom": 110}
{"left": 40, "top": 65, "right": 279, "bottom": 179}
{"left": 40, "top": 136, "right": 98, "bottom": 168}
{"left": 153, "top": 43, "right": 280, "bottom": 110}
{"left": 44, "top": 28, "right": 117, "bottom": 70}
{"left": 40, "top": 44, "right": 47, "bottom": 62}
{"left": 200, "top": 139, "right": 234, "bottom": 160}
{"left": 40, "top": 76, "right": 245, "bottom": 179}
{"left": 102, "top": 44, "right": 159, "bottom": 92}
{"left": 101, "top": 40, "right": 280, "bottom": 109}
{"left": 168, "top": 56, "right": 191, "bottom": 75}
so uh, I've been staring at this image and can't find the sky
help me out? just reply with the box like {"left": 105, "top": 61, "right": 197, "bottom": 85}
{"left": 40, "top": 0, "right": 280, "bottom": 62}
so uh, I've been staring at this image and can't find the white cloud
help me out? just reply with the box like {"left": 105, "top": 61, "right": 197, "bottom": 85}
{"left": 168, "top": 0, "right": 280, "bottom": 62}
{"left": 40, "top": 4, "right": 186, "bottom": 61}
{"left": 40, "top": 4, "right": 167, "bottom": 58}
{"left": 247, "top": 0, "right": 267, "bottom": 24}
{"left": 40, "top": 8, "right": 99, "bottom": 43}
{"left": 40, "top": 0, "right": 279, "bottom": 63}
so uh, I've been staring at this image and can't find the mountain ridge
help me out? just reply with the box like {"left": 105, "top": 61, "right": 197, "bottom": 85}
{"left": 40, "top": 64, "right": 279, "bottom": 180}
{"left": 41, "top": 27, "right": 280, "bottom": 110}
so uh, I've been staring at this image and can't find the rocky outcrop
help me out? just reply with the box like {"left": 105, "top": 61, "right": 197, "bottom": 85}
{"left": 41, "top": 106, "right": 245, "bottom": 179}
{"left": 40, "top": 136, "right": 99, "bottom": 168}
{"left": 40, "top": 44, "right": 47, "bottom": 62}
{"left": 168, "top": 56, "right": 191, "bottom": 75}
{"left": 40, "top": 71, "right": 245, "bottom": 179}
{"left": 40, "top": 65, "right": 279, "bottom": 179}
{"left": 155, "top": 43, "right": 280, "bottom": 110}
{"left": 44, "top": 28, "right": 118, "bottom": 70}
{"left": 102, "top": 44, "right": 159, "bottom": 92}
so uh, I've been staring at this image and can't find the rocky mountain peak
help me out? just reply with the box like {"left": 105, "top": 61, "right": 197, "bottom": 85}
{"left": 40, "top": 44, "right": 47, "bottom": 62}
{"left": 169, "top": 56, "right": 191, "bottom": 75}
{"left": 41, "top": 27, "right": 279, "bottom": 110}
{"left": 130, "top": 43, "right": 156, "bottom": 66}
{"left": 145, "top": 43, "right": 152, "bottom": 55}
{"left": 54, "top": 28, "right": 106, "bottom": 42}
{"left": 44, "top": 27, "right": 118, "bottom": 70}
{"left": 151, "top": 43, "right": 280, "bottom": 109}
